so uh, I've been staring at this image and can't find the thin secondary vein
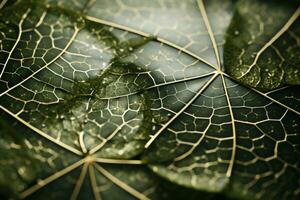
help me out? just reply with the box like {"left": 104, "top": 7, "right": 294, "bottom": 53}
{"left": 145, "top": 73, "right": 218, "bottom": 148}
{"left": 223, "top": 73, "right": 300, "bottom": 116}
{"left": 251, "top": 87, "right": 300, "bottom": 116}
{"left": 174, "top": 120, "right": 211, "bottom": 161}
{"left": 0, "top": 27, "right": 80, "bottom": 97}
{"left": 89, "top": 122, "right": 128, "bottom": 154}
{"left": 0, "top": 9, "right": 31, "bottom": 79}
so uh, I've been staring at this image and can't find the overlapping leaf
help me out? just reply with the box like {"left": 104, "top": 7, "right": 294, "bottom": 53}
{"left": 224, "top": 0, "right": 300, "bottom": 91}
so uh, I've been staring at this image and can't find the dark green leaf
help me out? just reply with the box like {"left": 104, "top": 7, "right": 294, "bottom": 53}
{"left": 224, "top": 0, "right": 300, "bottom": 91}
{"left": 0, "top": 0, "right": 299, "bottom": 200}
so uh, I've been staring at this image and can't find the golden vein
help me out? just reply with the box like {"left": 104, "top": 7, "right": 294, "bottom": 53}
{"left": 20, "top": 158, "right": 86, "bottom": 199}
{"left": 70, "top": 162, "right": 89, "bottom": 200}
{"left": 0, "top": 0, "right": 7, "bottom": 9}
{"left": 94, "top": 164, "right": 150, "bottom": 200}
{"left": 220, "top": 74, "right": 236, "bottom": 177}
{"left": 197, "top": 0, "right": 221, "bottom": 70}
{"left": 89, "top": 164, "right": 102, "bottom": 200}
{"left": 79, "top": 131, "right": 88, "bottom": 154}
{"left": 93, "top": 158, "right": 143, "bottom": 165}
{"left": 265, "top": 85, "right": 290, "bottom": 95}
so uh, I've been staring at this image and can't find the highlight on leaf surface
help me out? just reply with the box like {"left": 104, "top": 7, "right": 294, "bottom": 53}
{"left": 0, "top": 0, "right": 299, "bottom": 200}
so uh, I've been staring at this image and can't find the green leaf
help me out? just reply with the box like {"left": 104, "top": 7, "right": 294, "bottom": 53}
{"left": 0, "top": 111, "right": 80, "bottom": 199}
{"left": 224, "top": 0, "right": 300, "bottom": 92}
{"left": 0, "top": 0, "right": 299, "bottom": 200}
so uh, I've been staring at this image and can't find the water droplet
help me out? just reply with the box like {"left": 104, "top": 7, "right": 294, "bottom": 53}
{"left": 118, "top": 149, "right": 124, "bottom": 155}
{"left": 18, "top": 167, "right": 26, "bottom": 176}
{"left": 18, "top": 166, "right": 34, "bottom": 181}
{"left": 102, "top": 77, "right": 109, "bottom": 84}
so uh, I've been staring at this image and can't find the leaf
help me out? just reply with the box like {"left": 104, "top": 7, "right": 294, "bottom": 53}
{"left": 0, "top": 0, "right": 299, "bottom": 200}
{"left": 224, "top": 0, "right": 300, "bottom": 92}
{"left": 0, "top": 111, "right": 80, "bottom": 199}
